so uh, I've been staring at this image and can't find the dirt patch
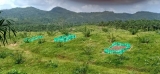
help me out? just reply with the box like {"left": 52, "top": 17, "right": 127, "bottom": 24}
{"left": 110, "top": 46, "right": 126, "bottom": 50}
{"left": 10, "top": 43, "right": 17, "bottom": 46}
{"left": 24, "top": 50, "right": 31, "bottom": 55}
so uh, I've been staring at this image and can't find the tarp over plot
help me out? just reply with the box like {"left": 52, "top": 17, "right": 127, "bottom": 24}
{"left": 54, "top": 34, "right": 76, "bottom": 42}
{"left": 104, "top": 42, "right": 131, "bottom": 54}
{"left": 23, "top": 36, "right": 43, "bottom": 43}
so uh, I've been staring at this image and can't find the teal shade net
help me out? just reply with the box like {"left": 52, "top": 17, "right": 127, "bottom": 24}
{"left": 23, "top": 36, "right": 43, "bottom": 43}
{"left": 54, "top": 34, "right": 76, "bottom": 42}
{"left": 104, "top": 42, "right": 131, "bottom": 54}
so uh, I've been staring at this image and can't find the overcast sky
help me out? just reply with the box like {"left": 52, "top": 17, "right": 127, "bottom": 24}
{"left": 0, "top": 0, "right": 160, "bottom": 13}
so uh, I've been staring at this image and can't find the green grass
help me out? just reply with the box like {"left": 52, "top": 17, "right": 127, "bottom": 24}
{"left": 0, "top": 25, "right": 160, "bottom": 74}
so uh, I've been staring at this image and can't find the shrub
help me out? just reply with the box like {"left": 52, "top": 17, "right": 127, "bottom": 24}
{"left": 7, "top": 69, "right": 27, "bottom": 74}
{"left": 14, "top": 52, "right": 25, "bottom": 64}
{"left": 82, "top": 46, "right": 94, "bottom": 55}
{"left": 60, "top": 29, "right": 69, "bottom": 36}
{"left": 0, "top": 51, "right": 7, "bottom": 59}
{"left": 83, "top": 30, "right": 91, "bottom": 37}
{"left": 102, "top": 28, "right": 109, "bottom": 32}
{"left": 82, "top": 26, "right": 91, "bottom": 37}
{"left": 45, "top": 60, "right": 58, "bottom": 68}
{"left": 107, "top": 33, "right": 116, "bottom": 43}
{"left": 129, "top": 29, "right": 138, "bottom": 35}
{"left": 137, "top": 35, "right": 150, "bottom": 43}
{"left": 46, "top": 31, "right": 57, "bottom": 36}
{"left": 38, "top": 33, "right": 44, "bottom": 35}
{"left": 56, "top": 42, "right": 64, "bottom": 47}
{"left": 12, "top": 38, "right": 17, "bottom": 44}
{"left": 73, "top": 62, "right": 89, "bottom": 74}
{"left": 155, "top": 30, "right": 160, "bottom": 34}
{"left": 149, "top": 66, "right": 160, "bottom": 74}
{"left": 19, "top": 32, "right": 27, "bottom": 38}
{"left": 24, "top": 39, "right": 30, "bottom": 43}
{"left": 38, "top": 39, "right": 45, "bottom": 44}
{"left": 105, "top": 55, "right": 129, "bottom": 67}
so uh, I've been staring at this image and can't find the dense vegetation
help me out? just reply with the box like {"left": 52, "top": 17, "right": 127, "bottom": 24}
{"left": 1, "top": 7, "right": 160, "bottom": 25}
{"left": 0, "top": 7, "right": 160, "bottom": 74}
{"left": 11, "top": 19, "right": 160, "bottom": 33}
{"left": 0, "top": 25, "right": 160, "bottom": 74}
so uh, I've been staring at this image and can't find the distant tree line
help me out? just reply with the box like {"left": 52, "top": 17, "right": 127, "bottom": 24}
{"left": 12, "top": 19, "right": 160, "bottom": 32}
{"left": 98, "top": 19, "right": 160, "bottom": 31}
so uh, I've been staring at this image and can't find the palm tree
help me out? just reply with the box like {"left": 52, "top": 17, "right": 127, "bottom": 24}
{"left": 0, "top": 11, "right": 16, "bottom": 45}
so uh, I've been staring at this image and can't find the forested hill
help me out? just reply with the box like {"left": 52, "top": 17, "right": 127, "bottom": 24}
{"left": 1, "top": 7, "right": 160, "bottom": 25}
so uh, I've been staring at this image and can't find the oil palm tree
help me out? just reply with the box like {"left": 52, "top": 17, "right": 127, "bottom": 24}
{"left": 0, "top": 11, "right": 16, "bottom": 45}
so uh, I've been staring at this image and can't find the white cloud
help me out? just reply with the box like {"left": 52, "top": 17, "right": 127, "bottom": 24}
{"left": 81, "top": 5, "right": 104, "bottom": 12}
{"left": 148, "top": 0, "right": 160, "bottom": 5}
{"left": 69, "top": 6, "right": 81, "bottom": 12}
{"left": 0, "top": 0, "right": 17, "bottom": 9}
{"left": 128, "top": 4, "right": 143, "bottom": 13}
{"left": 107, "top": 8, "right": 116, "bottom": 12}
{"left": 0, "top": 0, "right": 160, "bottom": 13}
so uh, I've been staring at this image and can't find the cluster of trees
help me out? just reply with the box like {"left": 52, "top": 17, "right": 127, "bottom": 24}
{"left": 12, "top": 19, "right": 160, "bottom": 32}
{"left": 99, "top": 19, "right": 160, "bottom": 31}
{"left": 13, "top": 23, "right": 80, "bottom": 32}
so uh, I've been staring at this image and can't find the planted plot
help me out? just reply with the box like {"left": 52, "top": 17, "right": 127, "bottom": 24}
{"left": 23, "top": 36, "right": 43, "bottom": 43}
{"left": 54, "top": 34, "right": 76, "bottom": 42}
{"left": 104, "top": 42, "right": 131, "bottom": 54}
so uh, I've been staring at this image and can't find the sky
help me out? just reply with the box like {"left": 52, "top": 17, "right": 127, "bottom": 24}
{"left": 0, "top": 0, "right": 160, "bottom": 13}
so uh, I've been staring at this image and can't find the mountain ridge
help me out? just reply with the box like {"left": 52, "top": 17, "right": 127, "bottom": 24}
{"left": 1, "top": 6, "right": 160, "bottom": 25}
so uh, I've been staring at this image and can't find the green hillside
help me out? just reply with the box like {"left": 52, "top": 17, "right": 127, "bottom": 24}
{"left": 0, "top": 25, "right": 160, "bottom": 74}
{"left": 1, "top": 7, "right": 160, "bottom": 25}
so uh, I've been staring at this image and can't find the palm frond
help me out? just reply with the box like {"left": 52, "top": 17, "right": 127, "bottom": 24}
{"left": 0, "top": 18, "right": 16, "bottom": 45}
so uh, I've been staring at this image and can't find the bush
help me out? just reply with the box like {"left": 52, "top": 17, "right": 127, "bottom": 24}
{"left": 73, "top": 62, "right": 89, "bottom": 74}
{"left": 107, "top": 33, "right": 116, "bottom": 43}
{"left": 106, "top": 55, "right": 129, "bottom": 67}
{"left": 137, "top": 35, "right": 150, "bottom": 43}
{"left": 129, "top": 29, "right": 138, "bottom": 35}
{"left": 155, "top": 30, "right": 160, "bottom": 34}
{"left": 24, "top": 39, "right": 30, "bottom": 43}
{"left": 60, "top": 29, "right": 69, "bottom": 36}
{"left": 19, "top": 32, "right": 27, "bottom": 38}
{"left": 82, "top": 46, "right": 94, "bottom": 55}
{"left": 149, "top": 66, "right": 160, "bottom": 74}
{"left": 0, "top": 51, "right": 8, "bottom": 59}
{"left": 7, "top": 69, "right": 27, "bottom": 74}
{"left": 102, "top": 28, "right": 109, "bottom": 32}
{"left": 56, "top": 42, "right": 64, "bottom": 47}
{"left": 13, "top": 52, "right": 25, "bottom": 64}
{"left": 46, "top": 31, "right": 57, "bottom": 36}
{"left": 82, "top": 26, "right": 91, "bottom": 37}
{"left": 83, "top": 30, "right": 91, "bottom": 37}
{"left": 45, "top": 60, "right": 58, "bottom": 68}
{"left": 38, "top": 39, "right": 45, "bottom": 44}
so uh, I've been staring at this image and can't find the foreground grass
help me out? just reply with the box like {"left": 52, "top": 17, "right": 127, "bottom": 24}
{"left": 0, "top": 25, "right": 160, "bottom": 74}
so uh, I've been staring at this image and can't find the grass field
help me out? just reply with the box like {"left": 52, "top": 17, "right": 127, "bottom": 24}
{"left": 0, "top": 25, "right": 160, "bottom": 74}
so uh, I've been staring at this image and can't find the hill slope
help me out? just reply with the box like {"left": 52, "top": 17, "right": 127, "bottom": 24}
{"left": 1, "top": 25, "right": 160, "bottom": 74}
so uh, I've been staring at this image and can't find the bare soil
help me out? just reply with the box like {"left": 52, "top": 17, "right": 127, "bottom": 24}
{"left": 110, "top": 46, "right": 126, "bottom": 50}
